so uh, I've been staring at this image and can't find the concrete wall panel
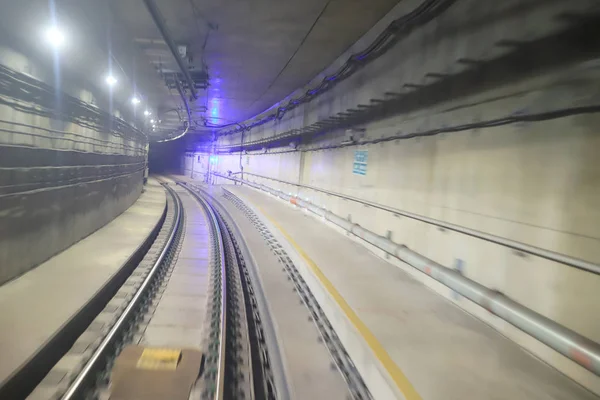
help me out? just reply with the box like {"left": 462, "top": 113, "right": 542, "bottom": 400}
{"left": 0, "top": 42, "right": 146, "bottom": 284}
{"left": 183, "top": 0, "right": 600, "bottom": 387}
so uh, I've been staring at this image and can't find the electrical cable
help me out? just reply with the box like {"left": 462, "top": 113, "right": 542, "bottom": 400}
{"left": 215, "top": 0, "right": 456, "bottom": 133}
{"left": 0, "top": 64, "right": 146, "bottom": 142}
{"left": 216, "top": 103, "right": 600, "bottom": 154}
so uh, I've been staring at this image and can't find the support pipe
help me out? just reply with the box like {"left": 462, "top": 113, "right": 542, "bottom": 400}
{"left": 212, "top": 172, "right": 600, "bottom": 377}
{"left": 143, "top": 0, "right": 198, "bottom": 99}
{"left": 175, "top": 78, "right": 192, "bottom": 122}
{"left": 232, "top": 171, "right": 600, "bottom": 275}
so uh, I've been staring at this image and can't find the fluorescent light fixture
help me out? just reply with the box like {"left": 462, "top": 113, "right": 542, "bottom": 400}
{"left": 45, "top": 26, "right": 65, "bottom": 49}
{"left": 105, "top": 75, "right": 117, "bottom": 86}
{"left": 131, "top": 96, "right": 141, "bottom": 105}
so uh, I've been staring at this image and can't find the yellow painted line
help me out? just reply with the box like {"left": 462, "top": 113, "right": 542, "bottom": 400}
{"left": 251, "top": 201, "right": 422, "bottom": 400}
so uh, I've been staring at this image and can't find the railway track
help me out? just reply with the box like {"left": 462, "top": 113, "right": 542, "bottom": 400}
{"left": 4, "top": 177, "right": 367, "bottom": 400}
{"left": 5, "top": 179, "right": 274, "bottom": 400}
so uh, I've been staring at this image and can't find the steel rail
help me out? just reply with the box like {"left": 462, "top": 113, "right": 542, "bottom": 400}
{"left": 61, "top": 183, "right": 183, "bottom": 399}
{"left": 186, "top": 182, "right": 292, "bottom": 400}
{"left": 178, "top": 182, "right": 228, "bottom": 399}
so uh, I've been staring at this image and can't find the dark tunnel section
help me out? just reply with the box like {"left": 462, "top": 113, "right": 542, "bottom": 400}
{"left": 148, "top": 140, "right": 187, "bottom": 174}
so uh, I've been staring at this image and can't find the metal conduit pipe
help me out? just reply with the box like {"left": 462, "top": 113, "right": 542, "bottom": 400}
{"left": 232, "top": 172, "right": 600, "bottom": 275}
{"left": 175, "top": 78, "right": 192, "bottom": 122}
{"left": 151, "top": 78, "right": 192, "bottom": 143}
{"left": 143, "top": 0, "right": 198, "bottom": 100}
{"left": 212, "top": 172, "right": 600, "bottom": 376}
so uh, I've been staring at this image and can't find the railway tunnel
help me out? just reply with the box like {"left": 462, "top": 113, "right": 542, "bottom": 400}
{"left": 0, "top": 0, "right": 600, "bottom": 399}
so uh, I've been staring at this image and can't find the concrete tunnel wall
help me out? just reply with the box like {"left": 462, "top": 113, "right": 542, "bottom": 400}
{"left": 182, "top": 153, "right": 210, "bottom": 181}
{"left": 0, "top": 43, "right": 146, "bottom": 285}
{"left": 183, "top": 0, "right": 600, "bottom": 390}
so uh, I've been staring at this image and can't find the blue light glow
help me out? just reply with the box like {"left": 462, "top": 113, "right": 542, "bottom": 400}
{"left": 207, "top": 98, "right": 221, "bottom": 124}
{"left": 209, "top": 155, "right": 218, "bottom": 164}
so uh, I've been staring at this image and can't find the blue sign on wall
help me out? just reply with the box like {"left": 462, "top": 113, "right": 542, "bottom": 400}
{"left": 353, "top": 150, "right": 368, "bottom": 176}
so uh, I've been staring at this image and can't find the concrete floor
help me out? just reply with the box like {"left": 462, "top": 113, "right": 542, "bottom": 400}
{"left": 200, "top": 184, "right": 354, "bottom": 400}
{"left": 224, "top": 184, "right": 598, "bottom": 400}
{"left": 138, "top": 186, "right": 211, "bottom": 349}
{"left": 0, "top": 180, "right": 165, "bottom": 385}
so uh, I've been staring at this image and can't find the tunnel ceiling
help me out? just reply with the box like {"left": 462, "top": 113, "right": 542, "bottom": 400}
{"left": 0, "top": 0, "right": 172, "bottom": 124}
{"left": 109, "top": 0, "right": 400, "bottom": 136}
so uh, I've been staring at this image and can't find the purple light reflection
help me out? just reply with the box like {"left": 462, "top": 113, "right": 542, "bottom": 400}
{"left": 208, "top": 97, "right": 221, "bottom": 123}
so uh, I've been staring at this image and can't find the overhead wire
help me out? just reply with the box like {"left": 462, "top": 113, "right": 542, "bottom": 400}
{"left": 247, "top": 0, "right": 333, "bottom": 111}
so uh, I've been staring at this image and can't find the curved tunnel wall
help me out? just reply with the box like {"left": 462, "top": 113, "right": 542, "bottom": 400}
{"left": 193, "top": 0, "right": 600, "bottom": 391}
{"left": 213, "top": 80, "right": 600, "bottom": 390}
{"left": 0, "top": 45, "right": 146, "bottom": 285}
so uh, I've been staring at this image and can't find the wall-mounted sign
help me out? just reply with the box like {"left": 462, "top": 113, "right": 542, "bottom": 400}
{"left": 353, "top": 150, "right": 368, "bottom": 176}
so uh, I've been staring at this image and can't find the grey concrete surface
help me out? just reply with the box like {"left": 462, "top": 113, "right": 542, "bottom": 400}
{"left": 0, "top": 37, "right": 148, "bottom": 284}
{"left": 111, "top": 0, "right": 400, "bottom": 124}
{"left": 0, "top": 180, "right": 165, "bottom": 385}
{"left": 139, "top": 187, "right": 211, "bottom": 349}
{"left": 212, "top": 63, "right": 600, "bottom": 390}
{"left": 214, "top": 0, "right": 598, "bottom": 139}
{"left": 200, "top": 184, "right": 353, "bottom": 400}
{"left": 225, "top": 184, "right": 598, "bottom": 400}
{"left": 0, "top": 169, "right": 145, "bottom": 284}
{"left": 207, "top": 0, "right": 600, "bottom": 388}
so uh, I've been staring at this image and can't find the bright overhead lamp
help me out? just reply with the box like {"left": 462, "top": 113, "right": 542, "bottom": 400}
{"left": 150, "top": 119, "right": 155, "bottom": 124}
{"left": 131, "top": 96, "right": 141, "bottom": 106}
{"left": 144, "top": 110, "right": 151, "bottom": 116}
{"left": 105, "top": 75, "right": 117, "bottom": 86}
{"left": 45, "top": 26, "right": 65, "bottom": 49}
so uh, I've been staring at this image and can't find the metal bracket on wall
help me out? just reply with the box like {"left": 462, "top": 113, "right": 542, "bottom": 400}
{"left": 385, "top": 230, "right": 393, "bottom": 259}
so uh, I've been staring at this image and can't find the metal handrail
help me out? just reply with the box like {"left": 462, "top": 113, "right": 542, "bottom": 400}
{"left": 230, "top": 171, "right": 600, "bottom": 275}
{"left": 61, "top": 184, "right": 182, "bottom": 399}
{"left": 215, "top": 172, "right": 600, "bottom": 376}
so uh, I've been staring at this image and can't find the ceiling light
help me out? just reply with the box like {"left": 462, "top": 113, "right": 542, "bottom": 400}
{"left": 150, "top": 119, "right": 155, "bottom": 124}
{"left": 105, "top": 75, "right": 117, "bottom": 86}
{"left": 144, "top": 110, "right": 151, "bottom": 116}
{"left": 131, "top": 96, "right": 141, "bottom": 105}
{"left": 45, "top": 26, "right": 65, "bottom": 48}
